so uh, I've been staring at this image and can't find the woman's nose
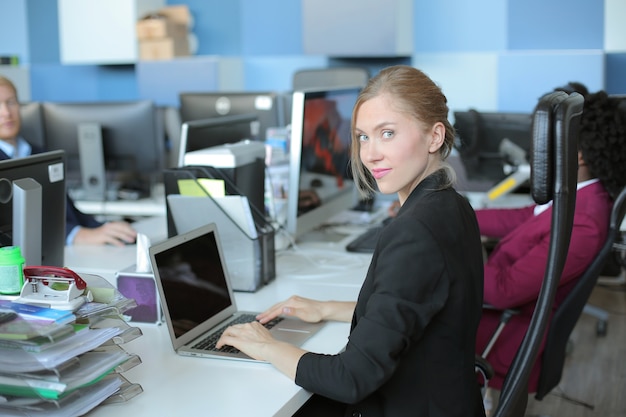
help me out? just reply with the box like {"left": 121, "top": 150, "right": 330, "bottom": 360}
{"left": 362, "top": 141, "right": 382, "bottom": 162}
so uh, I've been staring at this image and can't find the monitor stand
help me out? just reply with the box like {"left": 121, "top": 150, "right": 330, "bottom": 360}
{"left": 12, "top": 178, "right": 42, "bottom": 266}
{"left": 78, "top": 123, "right": 107, "bottom": 201}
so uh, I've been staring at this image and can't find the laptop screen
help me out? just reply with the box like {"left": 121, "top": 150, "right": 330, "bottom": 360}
{"left": 153, "top": 227, "right": 232, "bottom": 338}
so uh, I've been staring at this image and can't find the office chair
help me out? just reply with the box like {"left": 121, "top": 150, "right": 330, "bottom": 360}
{"left": 18, "top": 102, "right": 46, "bottom": 151}
{"left": 292, "top": 67, "right": 370, "bottom": 90}
{"left": 535, "top": 185, "right": 626, "bottom": 400}
{"left": 482, "top": 185, "right": 626, "bottom": 412}
{"left": 484, "top": 91, "right": 584, "bottom": 417}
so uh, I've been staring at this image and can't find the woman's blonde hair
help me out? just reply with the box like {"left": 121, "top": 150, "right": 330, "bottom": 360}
{"left": 349, "top": 65, "right": 456, "bottom": 197}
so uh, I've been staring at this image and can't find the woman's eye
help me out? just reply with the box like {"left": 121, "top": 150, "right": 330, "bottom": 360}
{"left": 358, "top": 133, "right": 369, "bottom": 142}
{"left": 382, "top": 130, "right": 394, "bottom": 139}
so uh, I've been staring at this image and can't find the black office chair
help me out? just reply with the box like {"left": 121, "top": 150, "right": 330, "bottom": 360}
{"left": 535, "top": 185, "right": 626, "bottom": 400}
{"left": 487, "top": 91, "right": 584, "bottom": 417}
{"left": 18, "top": 101, "right": 46, "bottom": 151}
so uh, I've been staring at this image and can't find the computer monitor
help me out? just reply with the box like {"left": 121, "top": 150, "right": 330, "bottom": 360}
{"left": 286, "top": 86, "right": 361, "bottom": 238}
{"left": 453, "top": 110, "right": 533, "bottom": 184}
{"left": 179, "top": 91, "right": 287, "bottom": 141}
{"left": 178, "top": 113, "right": 260, "bottom": 167}
{"left": 41, "top": 100, "right": 164, "bottom": 199}
{"left": 0, "top": 150, "right": 66, "bottom": 267}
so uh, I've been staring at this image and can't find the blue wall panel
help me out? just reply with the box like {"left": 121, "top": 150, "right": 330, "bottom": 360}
{"left": 26, "top": 0, "right": 59, "bottom": 64}
{"left": 498, "top": 51, "right": 604, "bottom": 112}
{"left": 240, "top": 0, "right": 302, "bottom": 55}
{"left": 30, "top": 64, "right": 137, "bottom": 102}
{"left": 0, "top": 0, "right": 30, "bottom": 63}
{"left": 243, "top": 56, "right": 328, "bottom": 91}
{"left": 508, "top": 0, "right": 604, "bottom": 50}
{"left": 30, "top": 64, "right": 101, "bottom": 101}
{"left": 95, "top": 65, "right": 138, "bottom": 101}
{"left": 413, "top": 0, "right": 507, "bottom": 52}
{"left": 7, "top": 0, "right": 624, "bottom": 108}
{"left": 136, "top": 57, "right": 231, "bottom": 106}
{"left": 172, "top": 0, "right": 243, "bottom": 56}
{"left": 606, "top": 53, "right": 626, "bottom": 94}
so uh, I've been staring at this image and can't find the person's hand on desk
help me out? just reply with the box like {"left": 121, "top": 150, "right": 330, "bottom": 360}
{"left": 73, "top": 221, "right": 137, "bottom": 246}
{"left": 216, "top": 296, "right": 356, "bottom": 379}
{"left": 257, "top": 295, "right": 356, "bottom": 325}
{"left": 216, "top": 321, "right": 306, "bottom": 379}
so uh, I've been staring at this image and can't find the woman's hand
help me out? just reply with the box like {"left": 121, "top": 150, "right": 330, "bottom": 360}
{"left": 216, "top": 321, "right": 306, "bottom": 379}
{"left": 256, "top": 295, "right": 355, "bottom": 324}
{"left": 216, "top": 321, "right": 276, "bottom": 361}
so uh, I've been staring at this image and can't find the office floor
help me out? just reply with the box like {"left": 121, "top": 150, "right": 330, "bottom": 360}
{"left": 489, "top": 278, "right": 626, "bottom": 417}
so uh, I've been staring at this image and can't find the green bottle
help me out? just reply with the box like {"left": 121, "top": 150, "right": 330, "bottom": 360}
{"left": 0, "top": 246, "right": 25, "bottom": 295}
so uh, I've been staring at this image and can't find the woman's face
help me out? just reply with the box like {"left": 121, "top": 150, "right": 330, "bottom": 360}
{"left": 0, "top": 84, "right": 20, "bottom": 141}
{"left": 355, "top": 93, "right": 444, "bottom": 204}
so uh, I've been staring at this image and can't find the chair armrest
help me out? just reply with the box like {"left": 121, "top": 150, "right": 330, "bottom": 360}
{"left": 475, "top": 354, "right": 495, "bottom": 381}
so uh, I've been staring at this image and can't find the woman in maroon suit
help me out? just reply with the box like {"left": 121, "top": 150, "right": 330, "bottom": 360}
{"left": 475, "top": 90, "right": 626, "bottom": 393}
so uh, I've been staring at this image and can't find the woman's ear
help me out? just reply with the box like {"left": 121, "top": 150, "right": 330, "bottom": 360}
{"left": 577, "top": 150, "right": 586, "bottom": 167}
{"left": 428, "top": 122, "right": 445, "bottom": 153}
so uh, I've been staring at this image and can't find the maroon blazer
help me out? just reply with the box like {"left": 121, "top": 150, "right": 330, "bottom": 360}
{"left": 475, "top": 181, "right": 613, "bottom": 391}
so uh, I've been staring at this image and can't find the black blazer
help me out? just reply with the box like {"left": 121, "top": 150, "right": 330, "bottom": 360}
{"left": 296, "top": 170, "right": 485, "bottom": 417}
{"left": 0, "top": 145, "right": 102, "bottom": 239}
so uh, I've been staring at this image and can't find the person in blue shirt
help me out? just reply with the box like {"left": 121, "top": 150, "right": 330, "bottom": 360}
{"left": 0, "top": 75, "right": 136, "bottom": 246}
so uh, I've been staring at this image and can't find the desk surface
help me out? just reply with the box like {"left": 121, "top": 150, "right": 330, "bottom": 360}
{"left": 67, "top": 192, "right": 624, "bottom": 416}
{"left": 66, "top": 217, "right": 370, "bottom": 417}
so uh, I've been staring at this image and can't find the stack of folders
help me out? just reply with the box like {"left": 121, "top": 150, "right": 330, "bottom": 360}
{"left": 0, "top": 273, "right": 144, "bottom": 417}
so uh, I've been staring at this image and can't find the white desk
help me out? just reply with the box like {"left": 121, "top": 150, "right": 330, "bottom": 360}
{"left": 65, "top": 218, "right": 370, "bottom": 417}
{"left": 74, "top": 196, "right": 166, "bottom": 219}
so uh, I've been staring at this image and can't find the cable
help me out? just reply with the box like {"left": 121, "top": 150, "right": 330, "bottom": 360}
{"left": 276, "top": 237, "right": 368, "bottom": 279}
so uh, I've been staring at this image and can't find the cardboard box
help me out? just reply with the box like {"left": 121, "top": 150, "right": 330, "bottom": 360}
{"left": 139, "top": 36, "right": 190, "bottom": 60}
{"left": 136, "top": 17, "right": 187, "bottom": 40}
{"left": 158, "top": 5, "right": 192, "bottom": 27}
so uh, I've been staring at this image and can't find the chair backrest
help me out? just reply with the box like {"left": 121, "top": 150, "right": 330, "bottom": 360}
{"left": 493, "top": 91, "right": 584, "bottom": 417}
{"left": 535, "top": 185, "right": 626, "bottom": 399}
{"left": 19, "top": 101, "right": 46, "bottom": 150}
{"left": 292, "top": 67, "right": 370, "bottom": 90}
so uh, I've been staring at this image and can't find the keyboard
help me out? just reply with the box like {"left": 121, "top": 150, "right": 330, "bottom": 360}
{"left": 191, "top": 314, "right": 283, "bottom": 353}
{"left": 345, "top": 217, "right": 393, "bottom": 253}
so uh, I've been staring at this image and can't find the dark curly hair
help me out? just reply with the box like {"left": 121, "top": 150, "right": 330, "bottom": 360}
{"left": 554, "top": 81, "right": 590, "bottom": 98}
{"left": 578, "top": 91, "right": 626, "bottom": 200}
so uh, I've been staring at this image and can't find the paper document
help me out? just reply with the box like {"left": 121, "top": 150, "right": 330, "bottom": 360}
{"left": 213, "top": 195, "right": 258, "bottom": 239}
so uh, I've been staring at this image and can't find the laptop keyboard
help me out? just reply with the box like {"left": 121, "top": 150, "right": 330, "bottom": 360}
{"left": 192, "top": 314, "right": 283, "bottom": 353}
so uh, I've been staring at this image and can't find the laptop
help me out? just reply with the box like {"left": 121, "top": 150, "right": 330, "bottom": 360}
{"left": 149, "top": 222, "right": 324, "bottom": 361}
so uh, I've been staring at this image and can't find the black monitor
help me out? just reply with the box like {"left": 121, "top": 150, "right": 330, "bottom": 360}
{"left": 41, "top": 100, "right": 164, "bottom": 199}
{"left": 453, "top": 110, "right": 533, "bottom": 184}
{"left": 179, "top": 91, "right": 286, "bottom": 141}
{"left": 286, "top": 86, "right": 361, "bottom": 238}
{"left": 178, "top": 113, "right": 260, "bottom": 167}
{"left": 0, "top": 150, "right": 66, "bottom": 267}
